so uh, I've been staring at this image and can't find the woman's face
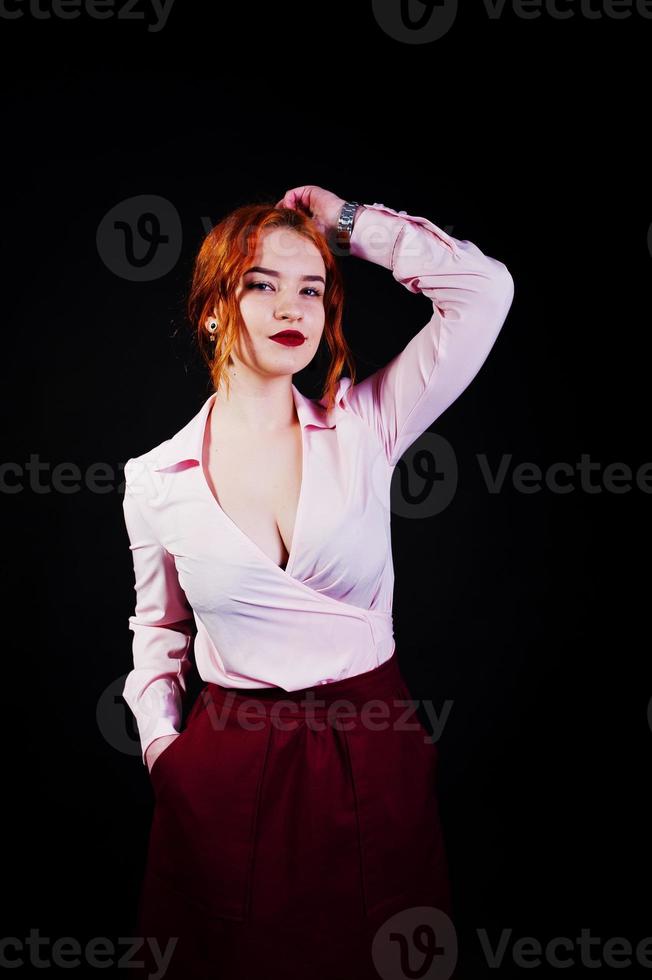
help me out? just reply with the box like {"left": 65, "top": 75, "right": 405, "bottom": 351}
{"left": 213, "top": 226, "right": 327, "bottom": 378}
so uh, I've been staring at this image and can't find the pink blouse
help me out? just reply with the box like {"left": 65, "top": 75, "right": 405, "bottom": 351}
{"left": 122, "top": 202, "right": 515, "bottom": 764}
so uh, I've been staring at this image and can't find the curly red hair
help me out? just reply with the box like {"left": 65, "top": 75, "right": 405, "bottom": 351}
{"left": 187, "top": 202, "right": 356, "bottom": 412}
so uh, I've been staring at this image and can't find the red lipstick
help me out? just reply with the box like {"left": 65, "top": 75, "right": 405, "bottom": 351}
{"left": 269, "top": 330, "right": 306, "bottom": 347}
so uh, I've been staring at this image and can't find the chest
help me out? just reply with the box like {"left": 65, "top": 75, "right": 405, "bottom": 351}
{"left": 203, "top": 423, "right": 304, "bottom": 571}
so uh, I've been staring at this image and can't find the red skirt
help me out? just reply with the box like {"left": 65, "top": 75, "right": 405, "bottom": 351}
{"left": 130, "top": 650, "right": 454, "bottom": 979}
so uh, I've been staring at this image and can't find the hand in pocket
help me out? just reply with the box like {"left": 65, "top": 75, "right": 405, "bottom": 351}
{"left": 145, "top": 733, "right": 181, "bottom": 775}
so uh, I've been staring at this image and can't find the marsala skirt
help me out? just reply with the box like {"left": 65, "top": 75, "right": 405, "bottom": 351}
{"left": 130, "top": 650, "right": 454, "bottom": 979}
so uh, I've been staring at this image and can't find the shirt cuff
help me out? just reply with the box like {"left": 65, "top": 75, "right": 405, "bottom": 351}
{"left": 350, "top": 202, "right": 461, "bottom": 271}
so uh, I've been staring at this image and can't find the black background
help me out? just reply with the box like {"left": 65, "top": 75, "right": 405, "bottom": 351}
{"left": 2, "top": 1, "right": 650, "bottom": 977}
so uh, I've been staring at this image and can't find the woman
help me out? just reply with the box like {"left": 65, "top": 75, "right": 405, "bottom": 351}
{"left": 122, "top": 185, "right": 514, "bottom": 979}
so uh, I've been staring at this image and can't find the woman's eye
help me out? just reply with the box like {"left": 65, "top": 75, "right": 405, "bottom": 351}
{"left": 247, "top": 281, "right": 322, "bottom": 297}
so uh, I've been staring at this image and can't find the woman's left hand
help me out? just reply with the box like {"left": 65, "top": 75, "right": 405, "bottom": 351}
{"left": 275, "top": 185, "right": 346, "bottom": 238}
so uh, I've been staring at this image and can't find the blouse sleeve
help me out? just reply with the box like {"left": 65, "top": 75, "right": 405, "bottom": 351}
{"left": 343, "top": 202, "right": 515, "bottom": 466}
{"left": 121, "top": 457, "right": 196, "bottom": 766}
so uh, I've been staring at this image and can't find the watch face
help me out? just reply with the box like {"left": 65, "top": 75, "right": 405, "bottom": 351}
{"left": 339, "top": 206, "right": 355, "bottom": 227}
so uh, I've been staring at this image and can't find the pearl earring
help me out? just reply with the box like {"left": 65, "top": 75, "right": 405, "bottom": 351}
{"left": 208, "top": 320, "right": 218, "bottom": 340}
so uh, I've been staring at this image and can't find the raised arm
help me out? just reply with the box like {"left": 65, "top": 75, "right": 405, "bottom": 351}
{"left": 344, "top": 202, "right": 514, "bottom": 466}
{"left": 121, "top": 458, "right": 196, "bottom": 766}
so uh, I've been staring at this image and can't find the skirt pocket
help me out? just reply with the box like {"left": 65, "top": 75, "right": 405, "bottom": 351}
{"left": 144, "top": 687, "right": 272, "bottom": 922}
{"left": 148, "top": 728, "right": 187, "bottom": 786}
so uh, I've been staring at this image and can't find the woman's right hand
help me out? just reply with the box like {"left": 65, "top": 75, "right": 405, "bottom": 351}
{"left": 275, "top": 185, "right": 346, "bottom": 238}
{"left": 145, "top": 733, "right": 180, "bottom": 774}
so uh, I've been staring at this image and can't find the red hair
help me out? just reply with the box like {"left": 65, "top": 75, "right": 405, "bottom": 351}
{"left": 187, "top": 202, "right": 357, "bottom": 412}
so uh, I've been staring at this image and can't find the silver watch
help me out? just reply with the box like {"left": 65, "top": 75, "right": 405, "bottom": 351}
{"left": 335, "top": 200, "right": 360, "bottom": 251}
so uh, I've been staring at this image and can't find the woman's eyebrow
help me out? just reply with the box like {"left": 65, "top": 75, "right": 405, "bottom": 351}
{"left": 244, "top": 266, "right": 326, "bottom": 285}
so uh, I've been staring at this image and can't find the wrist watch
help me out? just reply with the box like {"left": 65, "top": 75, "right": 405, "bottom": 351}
{"left": 335, "top": 200, "right": 361, "bottom": 252}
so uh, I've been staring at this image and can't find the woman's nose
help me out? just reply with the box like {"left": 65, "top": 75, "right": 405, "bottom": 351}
{"left": 275, "top": 308, "right": 301, "bottom": 322}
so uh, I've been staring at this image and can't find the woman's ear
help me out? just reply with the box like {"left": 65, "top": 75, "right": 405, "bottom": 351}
{"left": 205, "top": 301, "right": 223, "bottom": 329}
